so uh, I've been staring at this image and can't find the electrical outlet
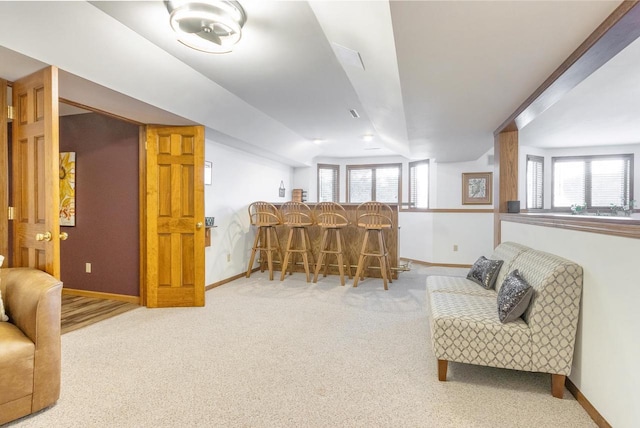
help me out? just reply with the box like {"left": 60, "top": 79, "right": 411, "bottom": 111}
{"left": 453, "top": 245, "right": 458, "bottom": 252}
{"left": 85, "top": 263, "right": 92, "bottom": 273}
{"left": 227, "top": 253, "right": 231, "bottom": 262}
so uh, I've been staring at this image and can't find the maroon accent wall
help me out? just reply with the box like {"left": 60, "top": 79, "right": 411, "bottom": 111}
{"left": 59, "top": 113, "right": 139, "bottom": 296}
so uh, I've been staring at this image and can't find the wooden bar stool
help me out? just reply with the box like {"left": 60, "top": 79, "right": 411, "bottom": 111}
{"left": 313, "top": 202, "right": 352, "bottom": 286}
{"left": 353, "top": 201, "right": 393, "bottom": 290}
{"left": 280, "top": 201, "right": 315, "bottom": 282}
{"left": 246, "top": 201, "right": 283, "bottom": 280}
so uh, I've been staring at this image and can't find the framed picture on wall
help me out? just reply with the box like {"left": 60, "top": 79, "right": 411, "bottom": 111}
{"left": 462, "top": 172, "right": 492, "bottom": 205}
{"left": 204, "top": 161, "right": 212, "bottom": 185}
{"left": 60, "top": 152, "right": 76, "bottom": 226}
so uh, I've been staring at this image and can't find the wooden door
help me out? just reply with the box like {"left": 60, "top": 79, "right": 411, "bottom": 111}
{"left": 0, "top": 79, "right": 8, "bottom": 259}
{"left": 11, "top": 67, "right": 60, "bottom": 277}
{"left": 144, "top": 125, "right": 205, "bottom": 307}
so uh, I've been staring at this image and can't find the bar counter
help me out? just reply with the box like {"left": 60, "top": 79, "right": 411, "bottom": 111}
{"left": 272, "top": 203, "right": 399, "bottom": 280}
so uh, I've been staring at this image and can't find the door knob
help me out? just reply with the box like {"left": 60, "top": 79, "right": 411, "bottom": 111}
{"left": 35, "top": 232, "right": 52, "bottom": 242}
{"left": 196, "top": 222, "right": 203, "bottom": 230}
{"left": 60, "top": 232, "right": 69, "bottom": 241}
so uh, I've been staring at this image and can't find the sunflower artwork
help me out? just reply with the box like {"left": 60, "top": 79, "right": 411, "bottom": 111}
{"left": 59, "top": 152, "right": 76, "bottom": 226}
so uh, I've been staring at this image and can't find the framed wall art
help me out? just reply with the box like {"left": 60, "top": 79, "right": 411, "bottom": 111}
{"left": 462, "top": 172, "right": 492, "bottom": 205}
{"left": 59, "top": 152, "right": 76, "bottom": 226}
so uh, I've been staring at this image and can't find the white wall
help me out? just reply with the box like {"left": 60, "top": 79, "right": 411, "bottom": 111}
{"left": 519, "top": 143, "right": 640, "bottom": 210}
{"left": 399, "top": 211, "right": 494, "bottom": 264}
{"left": 204, "top": 135, "right": 293, "bottom": 286}
{"left": 502, "top": 221, "right": 640, "bottom": 428}
{"left": 434, "top": 151, "right": 494, "bottom": 208}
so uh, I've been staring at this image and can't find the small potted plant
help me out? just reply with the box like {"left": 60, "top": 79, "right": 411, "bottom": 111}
{"left": 570, "top": 203, "right": 587, "bottom": 215}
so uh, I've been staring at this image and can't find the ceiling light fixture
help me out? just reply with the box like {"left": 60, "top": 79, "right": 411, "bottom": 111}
{"left": 312, "top": 139, "right": 326, "bottom": 145}
{"left": 362, "top": 134, "right": 374, "bottom": 142}
{"left": 166, "top": 1, "right": 247, "bottom": 54}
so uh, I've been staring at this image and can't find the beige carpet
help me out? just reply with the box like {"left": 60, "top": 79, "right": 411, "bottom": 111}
{"left": 8, "top": 266, "right": 596, "bottom": 427}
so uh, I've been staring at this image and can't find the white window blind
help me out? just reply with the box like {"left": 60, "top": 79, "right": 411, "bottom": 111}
{"left": 317, "top": 164, "right": 339, "bottom": 202}
{"left": 409, "top": 160, "right": 429, "bottom": 209}
{"left": 347, "top": 164, "right": 401, "bottom": 203}
{"left": 526, "top": 155, "right": 543, "bottom": 209}
{"left": 552, "top": 154, "right": 633, "bottom": 209}
{"left": 348, "top": 168, "right": 373, "bottom": 203}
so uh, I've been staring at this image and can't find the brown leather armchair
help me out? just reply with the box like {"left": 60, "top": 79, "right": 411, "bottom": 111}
{"left": 0, "top": 268, "right": 62, "bottom": 425}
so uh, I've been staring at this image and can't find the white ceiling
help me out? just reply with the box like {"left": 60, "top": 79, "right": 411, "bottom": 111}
{"left": 0, "top": 1, "right": 629, "bottom": 166}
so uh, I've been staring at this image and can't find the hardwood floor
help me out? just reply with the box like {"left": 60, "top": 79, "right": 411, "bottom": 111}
{"left": 61, "top": 295, "right": 139, "bottom": 334}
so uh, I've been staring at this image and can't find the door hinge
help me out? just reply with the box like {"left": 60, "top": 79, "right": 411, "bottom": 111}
{"left": 8, "top": 206, "right": 14, "bottom": 220}
{"left": 6, "top": 105, "right": 14, "bottom": 120}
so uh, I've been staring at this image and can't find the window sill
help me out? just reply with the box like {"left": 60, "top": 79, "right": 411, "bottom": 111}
{"left": 500, "top": 213, "right": 640, "bottom": 240}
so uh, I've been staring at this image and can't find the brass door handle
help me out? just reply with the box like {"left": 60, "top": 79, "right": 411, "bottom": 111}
{"left": 60, "top": 232, "right": 69, "bottom": 241}
{"left": 35, "top": 232, "right": 52, "bottom": 242}
{"left": 196, "top": 222, "right": 203, "bottom": 230}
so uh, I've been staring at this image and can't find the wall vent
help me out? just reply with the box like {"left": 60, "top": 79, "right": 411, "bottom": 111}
{"left": 349, "top": 109, "right": 360, "bottom": 118}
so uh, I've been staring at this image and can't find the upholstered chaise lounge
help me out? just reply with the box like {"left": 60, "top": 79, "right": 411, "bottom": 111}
{"left": 0, "top": 267, "right": 63, "bottom": 424}
{"left": 426, "top": 242, "right": 583, "bottom": 398}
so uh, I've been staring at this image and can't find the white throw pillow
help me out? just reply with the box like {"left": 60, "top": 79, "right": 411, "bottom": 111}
{"left": 0, "top": 255, "right": 7, "bottom": 321}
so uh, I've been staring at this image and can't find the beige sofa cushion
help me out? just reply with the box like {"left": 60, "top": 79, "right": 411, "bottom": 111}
{"left": 0, "top": 322, "right": 35, "bottom": 406}
{"left": 426, "top": 275, "right": 495, "bottom": 298}
{"left": 429, "top": 291, "right": 532, "bottom": 371}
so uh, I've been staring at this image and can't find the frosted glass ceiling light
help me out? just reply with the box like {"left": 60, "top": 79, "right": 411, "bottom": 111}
{"left": 166, "top": 1, "right": 247, "bottom": 53}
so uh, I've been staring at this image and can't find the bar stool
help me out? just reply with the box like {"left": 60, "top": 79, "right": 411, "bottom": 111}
{"left": 353, "top": 201, "right": 393, "bottom": 290}
{"left": 246, "top": 201, "right": 283, "bottom": 280}
{"left": 313, "top": 202, "right": 352, "bottom": 286}
{"left": 279, "top": 201, "right": 315, "bottom": 282}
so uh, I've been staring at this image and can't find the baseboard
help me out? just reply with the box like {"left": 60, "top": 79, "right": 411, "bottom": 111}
{"left": 62, "top": 288, "right": 140, "bottom": 305}
{"left": 565, "top": 378, "right": 611, "bottom": 428}
{"left": 206, "top": 268, "right": 259, "bottom": 291}
{"left": 400, "top": 257, "right": 472, "bottom": 269}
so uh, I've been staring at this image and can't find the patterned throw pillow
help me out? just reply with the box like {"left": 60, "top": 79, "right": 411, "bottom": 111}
{"left": 0, "top": 255, "right": 7, "bottom": 322}
{"left": 497, "top": 269, "right": 533, "bottom": 323}
{"left": 467, "top": 256, "right": 504, "bottom": 289}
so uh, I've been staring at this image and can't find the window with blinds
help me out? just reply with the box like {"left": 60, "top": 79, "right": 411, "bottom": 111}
{"left": 347, "top": 163, "right": 401, "bottom": 204}
{"left": 552, "top": 154, "right": 633, "bottom": 209}
{"left": 526, "top": 155, "right": 544, "bottom": 209}
{"left": 317, "top": 164, "right": 339, "bottom": 202}
{"left": 409, "top": 160, "right": 429, "bottom": 209}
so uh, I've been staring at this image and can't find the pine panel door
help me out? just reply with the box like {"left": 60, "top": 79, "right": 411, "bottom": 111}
{"left": 145, "top": 125, "right": 205, "bottom": 307}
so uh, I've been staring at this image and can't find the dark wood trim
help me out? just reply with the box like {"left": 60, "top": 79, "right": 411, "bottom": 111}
{"left": 500, "top": 213, "right": 640, "bottom": 240}
{"left": 494, "top": 131, "right": 519, "bottom": 247}
{"left": 0, "top": 79, "right": 8, "bottom": 260}
{"left": 400, "top": 258, "right": 472, "bottom": 269}
{"left": 495, "top": 1, "right": 640, "bottom": 134}
{"left": 551, "top": 374, "right": 566, "bottom": 399}
{"left": 62, "top": 287, "right": 140, "bottom": 305}
{"left": 138, "top": 126, "right": 147, "bottom": 306}
{"left": 206, "top": 268, "right": 258, "bottom": 290}
{"left": 566, "top": 378, "right": 612, "bottom": 428}
{"left": 59, "top": 97, "right": 144, "bottom": 126}
{"left": 437, "top": 359, "right": 448, "bottom": 381}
